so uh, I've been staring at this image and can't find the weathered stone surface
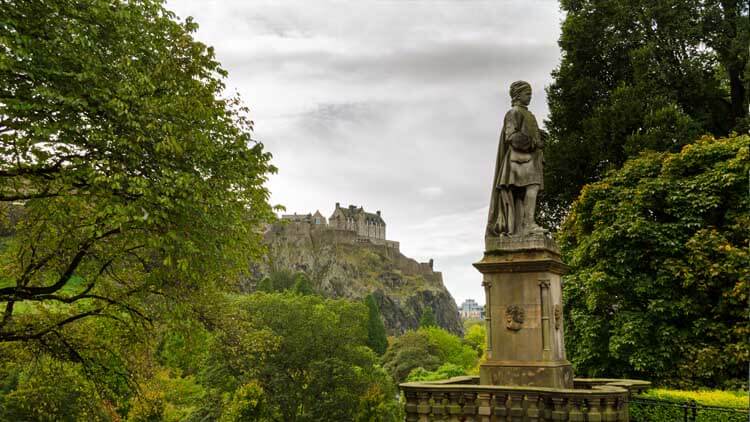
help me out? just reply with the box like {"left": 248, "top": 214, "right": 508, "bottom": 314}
{"left": 486, "top": 81, "right": 547, "bottom": 237}
{"left": 400, "top": 376, "right": 647, "bottom": 422}
{"left": 251, "top": 222, "right": 463, "bottom": 335}
{"left": 476, "top": 236, "right": 573, "bottom": 388}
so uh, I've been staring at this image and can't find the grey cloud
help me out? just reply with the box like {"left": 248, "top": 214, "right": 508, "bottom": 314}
{"left": 166, "top": 0, "right": 563, "bottom": 305}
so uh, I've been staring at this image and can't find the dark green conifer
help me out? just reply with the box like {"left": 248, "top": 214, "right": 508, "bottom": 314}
{"left": 419, "top": 307, "right": 437, "bottom": 328}
{"left": 365, "top": 294, "right": 388, "bottom": 355}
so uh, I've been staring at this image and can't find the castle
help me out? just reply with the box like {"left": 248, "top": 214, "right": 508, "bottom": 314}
{"left": 280, "top": 203, "right": 400, "bottom": 251}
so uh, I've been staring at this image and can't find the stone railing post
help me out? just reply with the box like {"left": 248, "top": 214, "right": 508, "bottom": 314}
{"left": 617, "top": 395, "right": 628, "bottom": 421}
{"left": 462, "top": 391, "right": 478, "bottom": 419}
{"left": 526, "top": 392, "right": 540, "bottom": 421}
{"left": 448, "top": 391, "right": 463, "bottom": 422}
{"left": 568, "top": 397, "right": 584, "bottom": 422}
{"left": 551, "top": 396, "right": 567, "bottom": 421}
{"left": 477, "top": 392, "right": 492, "bottom": 422}
{"left": 509, "top": 392, "right": 525, "bottom": 422}
{"left": 602, "top": 397, "right": 618, "bottom": 422}
{"left": 586, "top": 396, "right": 603, "bottom": 422}
{"left": 404, "top": 390, "right": 419, "bottom": 422}
{"left": 539, "top": 395, "right": 553, "bottom": 421}
{"left": 417, "top": 391, "right": 432, "bottom": 422}
{"left": 431, "top": 391, "right": 447, "bottom": 421}
{"left": 493, "top": 392, "right": 509, "bottom": 420}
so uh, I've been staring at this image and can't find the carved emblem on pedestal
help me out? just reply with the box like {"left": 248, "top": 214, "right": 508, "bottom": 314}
{"left": 505, "top": 305, "right": 525, "bottom": 331}
{"left": 554, "top": 304, "right": 562, "bottom": 330}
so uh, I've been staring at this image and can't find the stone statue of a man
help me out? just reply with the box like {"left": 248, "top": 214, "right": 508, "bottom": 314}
{"left": 486, "top": 81, "right": 546, "bottom": 237}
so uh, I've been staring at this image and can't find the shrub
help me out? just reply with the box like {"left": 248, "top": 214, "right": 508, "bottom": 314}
{"left": 406, "top": 363, "right": 467, "bottom": 382}
{"left": 631, "top": 389, "right": 749, "bottom": 422}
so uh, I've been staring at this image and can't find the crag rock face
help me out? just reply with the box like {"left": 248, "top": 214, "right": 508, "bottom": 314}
{"left": 254, "top": 222, "right": 463, "bottom": 336}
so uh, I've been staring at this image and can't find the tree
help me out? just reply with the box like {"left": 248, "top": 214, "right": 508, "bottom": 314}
{"left": 560, "top": 135, "right": 749, "bottom": 388}
{"left": 203, "top": 292, "right": 401, "bottom": 421}
{"left": 364, "top": 294, "right": 388, "bottom": 355}
{"left": 419, "top": 326, "right": 478, "bottom": 372}
{"left": 0, "top": 0, "right": 275, "bottom": 354}
{"left": 419, "top": 307, "right": 437, "bottom": 328}
{"left": 542, "top": 0, "right": 749, "bottom": 226}
{"left": 381, "top": 327, "right": 479, "bottom": 383}
{"left": 292, "top": 273, "right": 315, "bottom": 296}
{"left": 463, "top": 323, "right": 486, "bottom": 357}
{"left": 381, "top": 330, "right": 440, "bottom": 383}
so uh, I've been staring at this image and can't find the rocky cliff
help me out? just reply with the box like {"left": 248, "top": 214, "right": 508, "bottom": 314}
{"left": 252, "top": 222, "right": 463, "bottom": 335}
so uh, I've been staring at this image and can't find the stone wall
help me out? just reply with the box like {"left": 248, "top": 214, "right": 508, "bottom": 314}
{"left": 275, "top": 220, "right": 399, "bottom": 252}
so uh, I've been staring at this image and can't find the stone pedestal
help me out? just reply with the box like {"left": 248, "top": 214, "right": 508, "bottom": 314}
{"left": 474, "top": 234, "right": 573, "bottom": 388}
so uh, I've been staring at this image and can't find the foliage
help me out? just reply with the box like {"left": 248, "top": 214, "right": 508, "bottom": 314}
{"left": 463, "top": 323, "right": 486, "bottom": 357}
{"left": 256, "top": 270, "right": 306, "bottom": 293}
{"left": 560, "top": 135, "right": 750, "bottom": 388}
{"left": 126, "top": 369, "right": 205, "bottom": 422}
{"left": 365, "top": 294, "right": 388, "bottom": 355}
{"left": 201, "top": 292, "right": 401, "bottom": 421}
{"left": 542, "top": 0, "right": 749, "bottom": 226}
{"left": 0, "top": 0, "right": 275, "bottom": 361}
{"left": 382, "top": 327, "right": 479, "bottom": 383}
{"left": 419, "top": 307, "right": 437, "bottom": 328}
{"left": 641, "top": 388, "right": 749, "bottom": 409}
{"left": 292, "top": 273, "right": 315, "bottom": 295}
{"left": 382, "top": 330, "right": 440, "bottom": 383}
{"left": 0, "top": 354, "right": 111, "bottom": 422}
{"left": 420, "top": 326, "right": 478, "bottom": 371}
{"left": 631, "top": 389, "right": 749, "bottom": 422}
{"left": 218, "top": 381, "right": 271, "bottom": 422}
{"left": 406, "top": 363, "right": 467, "bottom": 382}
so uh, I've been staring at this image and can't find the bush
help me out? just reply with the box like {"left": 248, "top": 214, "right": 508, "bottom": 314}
{"left": 406, "top": 363, "right": 467, "bottom": 382}
{"left": 420, "top": 326, "right": 478, "bottom": 371}
{"left": 632, "top": 389, "right": 749, "bottom": 422}
{"left": 382, "top": 327, "right": 480, "bottom": 384}
{"left": 0, "top": 358, "right": 110, "bottom": 422}
{"left": 561, "top": 135, "right": 750, "bottom": 387}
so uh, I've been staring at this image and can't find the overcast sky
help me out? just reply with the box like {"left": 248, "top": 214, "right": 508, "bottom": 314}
{"left": 166, "top": 0, "right": 564, "bottom": 305}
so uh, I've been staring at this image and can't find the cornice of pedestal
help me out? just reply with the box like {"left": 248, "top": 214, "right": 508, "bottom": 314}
{"left": 484, "top": 233, "right": 561, "bottom": 254}
{"left": 474, "top": 236, "right": 569, "bottom": 275}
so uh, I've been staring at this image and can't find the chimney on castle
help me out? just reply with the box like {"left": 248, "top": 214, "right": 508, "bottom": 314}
{"left": 376, "top": 210, "right": 381, "bottom": 216}
{"left": 335, "top": 202, "right": 340, "bottom": 209}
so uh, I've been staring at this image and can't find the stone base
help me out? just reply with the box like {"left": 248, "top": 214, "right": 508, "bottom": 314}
{"left": 480, "top": 360, "right": 573, "bottom": 389}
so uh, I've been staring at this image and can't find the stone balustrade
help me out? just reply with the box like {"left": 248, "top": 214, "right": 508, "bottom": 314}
{"left": 401, "top": 376, "right": 651, "bottom": 421}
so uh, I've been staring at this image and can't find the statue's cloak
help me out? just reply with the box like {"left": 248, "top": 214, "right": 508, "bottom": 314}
{"left": 485, "top": 106, "right": 544, "bottom": 236}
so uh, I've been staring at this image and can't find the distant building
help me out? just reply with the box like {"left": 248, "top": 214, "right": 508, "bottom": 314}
{"left": 329, "top": 202, "right": 385, "bottom": 240}
{"left": 281, "top": 210, "right": 327, "bottom": 225}
{"left": 459, "top": 298, "right": 484, "bottom": 320}
{"left": 279, "top": 202, "right": 399, "bottom": 251}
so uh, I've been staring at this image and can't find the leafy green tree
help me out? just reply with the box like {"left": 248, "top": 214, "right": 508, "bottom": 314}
{"left": 257, "top": 276, "right": 274, "bottom": 293}
{"left": 463, "top": 323, "right": 486, "bottom": 357}
{"left": 202, "top": 292, "right": 401, "bottom": 421}
{"left": 382, "top": 327, "right": 479, "bottom": 383}
{"left": 292, "top": 273, "right": 315, "bottom": 296}
{"left": 218, "top": 381, "right": 271, "bottom": 422}
{"left": 420, "top": 326, "right": 478, "bottom": 371}
{"left": 381, "top": 330, "right": 440, "bottom": 383}
{"left": 419, "top": 307, "right": 437, "bottom": 328}
{"left": 542, "top": 0, "right": 749, "bottom": 226}
{"left": 560, "top": 135, "right": 749, "bottom": 388}
{"left": 364, "top": 294, "right": 388, "bottom": 355}
{"left": 262, "top": 270, "right": 297, "bottom": 292}
{"left": 0, "top": 355, "right": 109, "bottom": 422}
{"left": 0, "top": 0, "right": 274, "bottom": 351}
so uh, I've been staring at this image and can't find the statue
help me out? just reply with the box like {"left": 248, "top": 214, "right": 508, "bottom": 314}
{"left": 486, "top": 81, "right": 547, "bottom": 237}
